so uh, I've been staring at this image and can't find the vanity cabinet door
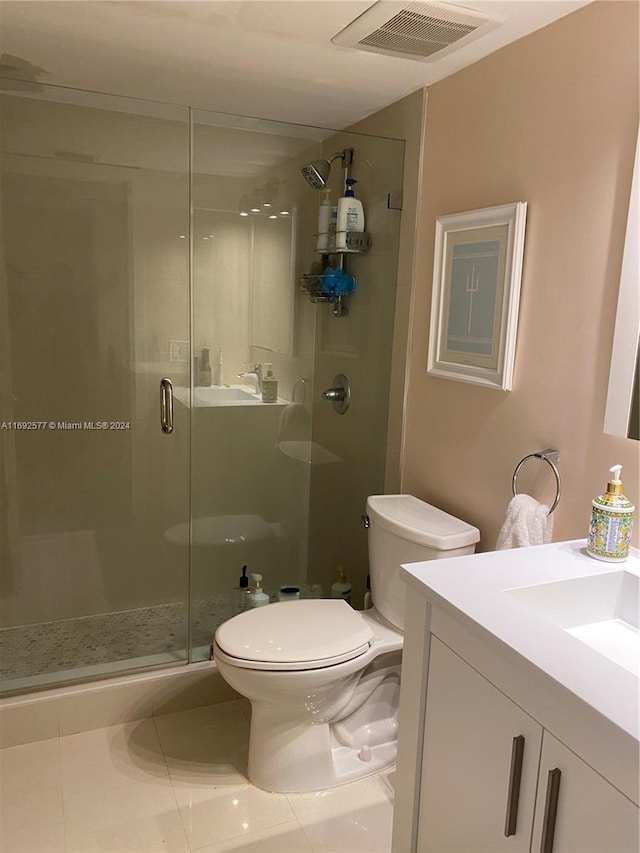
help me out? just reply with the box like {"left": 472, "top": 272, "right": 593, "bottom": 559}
{"left": 531, "top": 732, "right": 640, "bottom": 853}
{"left": 417, "top": 637, "right": 543, "bottom": 852}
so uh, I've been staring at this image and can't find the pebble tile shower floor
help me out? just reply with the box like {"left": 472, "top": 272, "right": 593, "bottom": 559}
{"left": 0, "top": 596, "right": 235, "bottom": 683}
{"left": 0, "top": 699, "right": 395, "bottom": 852}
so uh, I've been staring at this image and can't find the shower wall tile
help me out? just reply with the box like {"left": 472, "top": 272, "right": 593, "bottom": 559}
{"left": 0, "top": 694, "right": 59, "bottom": 748}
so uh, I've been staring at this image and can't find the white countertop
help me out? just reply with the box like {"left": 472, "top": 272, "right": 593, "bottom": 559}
{"left": 400, "top": 540, "right": 639, "bottom": 742}
{"left": 173, "top": 384, "right": 287, "bottom": 408}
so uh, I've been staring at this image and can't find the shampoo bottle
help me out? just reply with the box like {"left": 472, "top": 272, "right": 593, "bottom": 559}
{"left": 330, "top": 566, "right": 352, "bottom": 605}
{"left": 261, "top": 363, "right": 278, "bottom": 403}
{"left": 200, "top": 347, "right": 212, "bottom": 387}
{"left": 587, "top": 464, "right": 635, "bottom": 562}
{"left": 216, "top": 347, "right": 224, "bottom": 386}
{"left": 327, "top": 206, "right": 338, "bottom": 252}
{"left": 316, "top": 189, "right": 332, "bottom": 252}
{"left": 335, "top": 179, "right": 364, "bottom": 251}
{"left": 248, "top": 573, "right": 270, "bottom": 607}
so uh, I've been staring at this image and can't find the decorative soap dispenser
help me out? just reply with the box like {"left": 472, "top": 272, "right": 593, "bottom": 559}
{"left": 587, "top": 464, "right": 635, "bottom": 562}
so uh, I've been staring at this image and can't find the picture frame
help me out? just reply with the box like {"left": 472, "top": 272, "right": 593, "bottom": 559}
{"left": 427, "top": 202, "right": 527, "bottom": 391}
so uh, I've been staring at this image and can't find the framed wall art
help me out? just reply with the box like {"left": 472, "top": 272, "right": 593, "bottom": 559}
{"left": 427, "top": 202, "right": 527, "bottom": 391}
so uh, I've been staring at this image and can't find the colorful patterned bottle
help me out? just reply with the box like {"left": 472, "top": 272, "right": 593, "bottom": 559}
{"left": 587, "top": 465, "right": 635, "bottom": 562}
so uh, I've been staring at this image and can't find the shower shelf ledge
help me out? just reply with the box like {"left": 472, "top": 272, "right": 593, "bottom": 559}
{"left": 314, "top": 231, "right": 372, "bottom": 254}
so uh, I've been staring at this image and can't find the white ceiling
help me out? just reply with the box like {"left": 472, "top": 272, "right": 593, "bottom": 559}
{"left": 0, "top": 0, "right": 591, "bottom": 129}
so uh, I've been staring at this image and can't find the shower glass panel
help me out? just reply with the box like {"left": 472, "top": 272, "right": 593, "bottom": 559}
{"left": 0, "top": 85, "right": 191, "bottom": 692}
{"left": 191, "top": 111, "right": 404, "bottom": 653}
{"left": 190, "top": 111, "right": 323, "bottom": 658}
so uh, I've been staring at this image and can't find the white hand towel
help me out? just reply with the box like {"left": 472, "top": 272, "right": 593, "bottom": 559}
{"left": 276, "top": 403, "right": 310, "bottom": 442}
{"left": 495, "top": 494, "right": 554, "bottom": 550}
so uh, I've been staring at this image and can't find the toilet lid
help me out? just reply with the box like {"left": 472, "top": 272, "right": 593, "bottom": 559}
{"left": 214, "top": 599, "right": 374, "bottom": 670}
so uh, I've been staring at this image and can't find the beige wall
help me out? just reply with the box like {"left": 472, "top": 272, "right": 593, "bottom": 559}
{"left": 402, "top": 0, "right": 639, "bottom": 551}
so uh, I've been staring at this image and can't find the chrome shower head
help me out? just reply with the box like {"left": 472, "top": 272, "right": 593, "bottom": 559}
{"left": 301, "top": 158, "right": 330, "bottom": 189}
{"left": 300, "top": 149, "right": 353, "bottom": 190}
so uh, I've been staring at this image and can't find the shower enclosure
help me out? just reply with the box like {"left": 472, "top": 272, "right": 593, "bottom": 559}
{"left": 0, "top": 82, "right": 404, "bottom": 693}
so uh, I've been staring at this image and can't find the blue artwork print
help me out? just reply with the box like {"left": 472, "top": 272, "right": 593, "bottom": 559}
{"left": 446, "top": 240, "right": 500, "bottom": 355}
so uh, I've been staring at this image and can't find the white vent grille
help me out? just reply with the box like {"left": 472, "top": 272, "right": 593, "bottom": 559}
{"left": 332, "top": 1, "right": 501, "bottom": 63}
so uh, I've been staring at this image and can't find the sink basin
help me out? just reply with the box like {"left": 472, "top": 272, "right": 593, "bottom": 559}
{"left": 400, "top": 541, "right": 639, "bottom": 744}
{"left": 507, "top": 571, "right": 640, "bottom": 675}
{"left": 173, "top": 384, "right": 286, "bottom": 408}
{"left": 195, "top": 386, "right": 258, "bottom": 404}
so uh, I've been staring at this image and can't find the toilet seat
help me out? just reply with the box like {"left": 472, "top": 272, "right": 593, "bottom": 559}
{"left": 214, "top": 599, "right": 374, "bottom": 671}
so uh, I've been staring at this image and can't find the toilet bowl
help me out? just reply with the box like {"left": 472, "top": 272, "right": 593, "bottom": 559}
{"left": 214, "top": 494, "right": 480, "bottom": 793}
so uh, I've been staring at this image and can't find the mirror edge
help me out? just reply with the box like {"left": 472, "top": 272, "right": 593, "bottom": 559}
{"left": 604, "top": 124, "right": 639, "bottom": 440}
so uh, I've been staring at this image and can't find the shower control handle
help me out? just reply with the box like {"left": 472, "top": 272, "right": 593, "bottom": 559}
{"left": 160, "top": 377, "right": 174, "bottom": 434}
{"left": 322, "top": 388, "right": 345, "bottom": 402}
{"left": 321, "top": 374, "right": 350, "bottom": 415}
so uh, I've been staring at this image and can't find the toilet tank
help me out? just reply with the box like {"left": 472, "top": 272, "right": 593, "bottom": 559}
{"left": 366, "top": 494, "right": 480, "bottom": 631}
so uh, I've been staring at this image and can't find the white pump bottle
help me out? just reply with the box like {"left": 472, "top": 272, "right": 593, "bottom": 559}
{"left": 316, "top": 189, "right": 332, "bottom": 252}
{"left": 248, "top": 573, "right": 270, "bottom": 607}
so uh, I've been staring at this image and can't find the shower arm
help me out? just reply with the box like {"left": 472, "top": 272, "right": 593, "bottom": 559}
{"left": 328, "top": 148, "right": 354, "bottom": 194}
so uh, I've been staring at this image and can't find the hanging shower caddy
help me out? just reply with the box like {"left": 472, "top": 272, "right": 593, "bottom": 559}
{"left": 299, "top": 146, "right": 372, "bottom": 317}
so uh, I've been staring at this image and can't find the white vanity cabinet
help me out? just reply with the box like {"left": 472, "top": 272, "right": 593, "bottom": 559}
{"left": 531, "top": 733, "right": 640, "bottom": 853}
{"left": 417, "top": 637, "right": 542, "bottom": 851}
{"left": 417, "top": 637, "right": 639, "bottom": 852}
{"left": 392, "top": 542, "right": 640, "bottom": 853}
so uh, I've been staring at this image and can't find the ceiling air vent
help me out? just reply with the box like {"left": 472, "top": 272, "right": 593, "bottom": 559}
{"left": 332, "top": 1, "right": 502, "bottom": 63}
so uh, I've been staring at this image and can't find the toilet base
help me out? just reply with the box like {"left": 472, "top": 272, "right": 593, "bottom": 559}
{"left": 247, "top": 659, "right": 400, "bottom": 793}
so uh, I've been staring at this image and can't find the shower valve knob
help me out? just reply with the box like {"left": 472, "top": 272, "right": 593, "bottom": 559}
{"left": 322, "top": 387, "right": 345, "bottom": 402}
{"left": 321, "top": 373, "right": 350, "bottom": 414}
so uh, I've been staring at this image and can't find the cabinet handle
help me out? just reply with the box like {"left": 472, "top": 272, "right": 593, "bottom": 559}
{"left": 504, "top": 735, "right": 525, "bottom": 837}
{"left": 160, "top": 377, "right": 173, "bottom": 434}
{"left": 540, "top": 768, "right": 562, "bottom": 853}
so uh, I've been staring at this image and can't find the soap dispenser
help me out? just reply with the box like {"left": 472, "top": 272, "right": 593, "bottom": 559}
{"left": 587, "top": 464, "right": 635, "bottom": 562}
{"left": 261, "top": 364, "right": 278, "bottom": 403}
{"left": 248, "top": 573, "right": 270, "bottom": 607}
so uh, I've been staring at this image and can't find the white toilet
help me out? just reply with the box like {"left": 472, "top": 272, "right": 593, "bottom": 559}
{"left": 213, "top": 494, "right": 479, "bottom": 793}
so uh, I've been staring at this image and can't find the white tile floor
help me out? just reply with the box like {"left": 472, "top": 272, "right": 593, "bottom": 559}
{"left": 0, "top": 699, "right": 394, "bottom": 852}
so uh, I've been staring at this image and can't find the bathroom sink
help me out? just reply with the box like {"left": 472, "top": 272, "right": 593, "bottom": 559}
{"left": 507, "top": 570, "right": 640, "bottom": 676}
{"left": 173, "top": 384, "right": 287, "bottom": 407}
{"left": 399, "top": 541, "right": 640, "bottom": 742}
{"left": 195, "top": 386, "right": 259, "bottom": 404}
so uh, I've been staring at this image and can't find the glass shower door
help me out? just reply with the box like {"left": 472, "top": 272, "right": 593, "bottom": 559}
{"left": 0, "top": 85, "right": 191, "bottom": 692}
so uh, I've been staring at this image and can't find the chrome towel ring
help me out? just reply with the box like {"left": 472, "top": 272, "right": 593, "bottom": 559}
{"left": 512, "top": 449, "right": 561, "bottom": 514}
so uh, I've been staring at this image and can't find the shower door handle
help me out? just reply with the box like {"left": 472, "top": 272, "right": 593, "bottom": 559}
{"left": 160, "top": 378, "right": 174, "bottom": 434}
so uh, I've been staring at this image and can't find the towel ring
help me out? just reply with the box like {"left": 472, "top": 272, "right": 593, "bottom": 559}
{"left": 512, "top": 449, "right": 561, "bottom": 514}
{"left": 292, "top": 378, "right": 307, "bottom": 405}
